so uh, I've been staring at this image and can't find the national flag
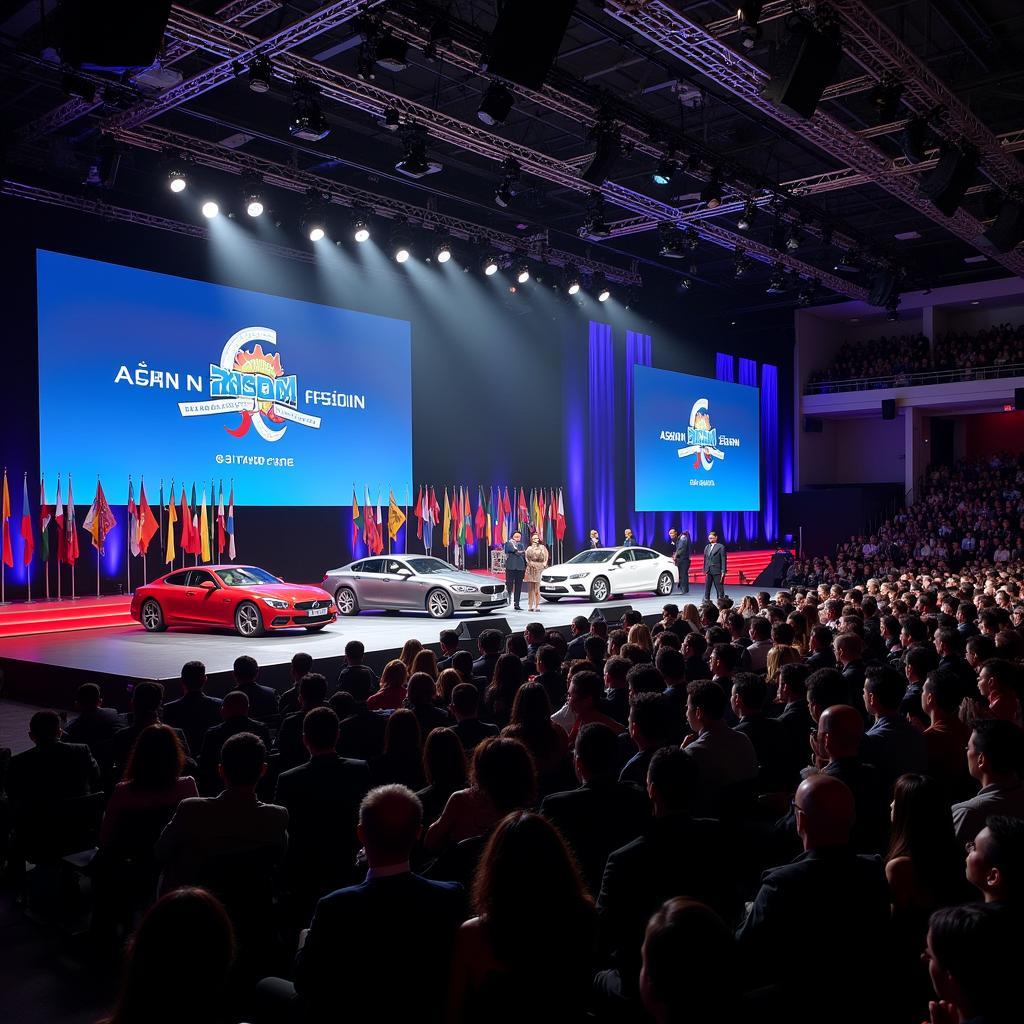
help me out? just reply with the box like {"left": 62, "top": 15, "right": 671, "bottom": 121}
{"left": 351, "top": 487, "right": 363, "bottom": 550}
{"left": 39, "top": 476, "right": 50, "bottom": 563}
{"left": 138, "top": 479, "right": 158, "bottom": 554}
{"left": 442, "top": 487, "right": 451, "bottom": 548}
{"left": 127, "top": 478, "right": 140, "bottom": 557}
{"left": 1, "top": 469, "right": 12, "bottom": 569}
{"left": 55, "top": 475, "right": 66, "bottom": 564}
{"left": 190, "top": 483, "right": 200, "bottom": 556}
{"left": 226, "top": 484, "right": 236, "bottom": 559}
{"left": 179, "top": 484, "right": 193, "bottom": 555}
{"left": 166, "top": 481, "right": 178, "bottom": 564}
{"left": 518, "top": 488, "right": 529, "bottom": 533}
{"left": 486, "top": 486, "right": 494, "bottom": 547}
{"left": 464, "top": 486, "right": 474, "bottom": 546}
{"left": 375, "top": 492, "right": 385, "bottom": 555}
{"left": 199, "top": 487, "right": 211, "bottom": 562}
{"left": 475, "top": 487, "right": 486, "bottom": 541}
{"left": 216, "top": 482, "right": 226, "bottom": 556}
{"left": 388, "top": 489, "right": 406, "bottom": 541}
{"left": 82, "top": 479, "right": 117, "bottom": 555}
{"left": 556, "top": 488, "right": 566, "bottom": 541}
{"left": 363, "top": 486, "right": 373, "bottom": 548}
{"left": 209, "top": 479, "right": 217, "bottom": 561}
{"left": 456, "top": 487, "right": 465, "bottom": 546}
{"left": 545, "top": 490, "right": 555, "bottom": 546}
{"left": 423, "top": 493, "right": 434, "bottom": 550}
{"left": 20, "top": 473, "right": 34, "bottom": 566}
{"left": 65, "top": 477, "right": 80, "bottom": 565}
{"left": 414, "top": 486, "right": 424, "bottom": 540}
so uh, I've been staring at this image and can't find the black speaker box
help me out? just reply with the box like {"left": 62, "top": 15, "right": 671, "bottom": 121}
{"left": 590, "top": 604, "right": 633, "bottom": 624}
{"left": 984, "top": 196, "right": 1024, "bottom": 254}
{"left": 882, "top": 399, "right": 897, "bottom": 420}
{"left": 764, "top": 23, "right": 842, "bottom": 119}
{"left": 920, "top": 145, "right": 978, "bottom": 216}
{"left": 804, "top": 416, "right": 824, "bottom": 433}
{"left": 58, "top": 0, "right": 173, "bottom": 72}
{"left": 481, "top": 0, "right": 576, "bottom": 89}
{"left": 1015, "top": 387, "right": 1024, "bottom": 410}
{"left": 459, "top": 617, "right": 511, "bottom": 640}
{"left": 869, "top": 269, "right": 900, "bottom": 308}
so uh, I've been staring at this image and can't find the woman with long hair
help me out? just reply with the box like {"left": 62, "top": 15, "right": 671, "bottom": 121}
{"left": 417, "top": 727, "right": 468, "bottom": 829}
{"left": 404, "top": 671, "right": 452, "bottom": 737}
{"left": 524, "top": 534, "right": 549, "bottom": 613}
{"left": 99, "top": 888, "right": 235, "bottom": 1024}
{"left": 400, "top": 638, "right": 424, "bottom": 673}
{"left": 627, "top": 623, "right": 653, "bottom": 654}
{"left": 447, "top": 812, "right": 595, "bottom": 1023}
{"left": 369, "top": 708, "right": 424, "bottom": 790}
{"left": 681, "top": 603, "right": 701, "bottom": 632}
{"left": 765, "top": 644, "right": 801, "bottom": 686}
{"left": 367, "top": 659, "right": 408, "bottom": 711}
{"left": 411, "top": 648, "right": 439, "bottom": 681}
{"left": 501, "top": 683, "right": 571, "bottom": 796}
{"left": 436, "top": 668, "right": 463, "bottom": 708}
{"left": 739, "top": 595, "right": 759, "bottom": 618}
{"left": 482, "top": 654, "right": 524, "bottom": 729}
{"left": 787, "top": 611, "right": 809, "bottom": 655}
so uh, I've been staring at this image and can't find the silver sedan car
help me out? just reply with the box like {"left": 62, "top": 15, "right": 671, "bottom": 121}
{"left": 321, "top": 555, "right": 508, "bottom": 618}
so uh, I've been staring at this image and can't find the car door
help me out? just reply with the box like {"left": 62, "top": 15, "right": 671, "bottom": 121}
{"left": 180, "top": 569, "right": 224, "bottom": 625}
{"left": 379, "top": 559, "right": 418, "bottom": 609}
{"left": 631, "top": 548, "right": 662, "bottom": 591}
{"left": 609, "top": 548, "right": 636, "bottom": 593}
{"left": 158, "top": 571, "right": 191, "bottom": 623}
{"left": 350, "top": 558, "right": 387, "bottom": 606}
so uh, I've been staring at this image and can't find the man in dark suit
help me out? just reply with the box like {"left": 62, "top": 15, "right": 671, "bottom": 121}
{"left": 806, "top": 624, "right": 838, "bottom": 670}
{"left": 540, "top": 723, "right": 649, "bottom": 894}
{"left": 449, "top": 682, "right": 499, "bottom": 752}
{"left": 565, "top": 615, "right": 592, "bottom": 662}
{"left": 5, "top": 710, "right": 100, "bottom": 809}
{"left": 62, "top": 682, "right": 123, "bottom": 760}
{"left": 702, "top": 531, "right": 726, "bottom": 602}
{"left": 861, "top": 665, "right": 927, "bottom": 790}
{"left": 274, "top": 707, "right": 371, "bottom": 907}
{"left": 277, "top": 652, "right": 315, "bottom": 717}
{"left": 332, "top": 692, "right": 388, "bottom": 762}
{"left": 273, "top": 673, "right": 329, "bottom": 773}
{"left": 335, "top": 641, "right": 379, "bottom": 702}
{"left": 731, "top": 673, "right": 792, "bottom": 791}
{"left": 232, "top": 654, "right": 279, "bottom": 721}
{"left": 532, "top": 645, "right": 567, "bottom": 709}
{"left": 520, "top": 621, "right": 547, "bottom": 675}
{"left": 259, "top": 785, "right": 465, "bottom": 1024}
{"left": 834, "top": 633, "right": 868, "bottom": 710}
{"left": 162, "top": 660, "right": 223, "bottom": 757}
{"left": 105, "top": 681, "right": 190, "bottom": 780}
{"left": 471, "top": 628, "right": 504, "bottom": 679}
{"left": 436, "top": 629, "right": 462, "bottom": 672}
{"left": 618, "top": 692, "right": 672, "bottom": 787}
{"left": 622, "top": 528, "right": 635, "bottom": 547}
{"left": 776, "top": 663, "right": 813, "bottom": 778}
{"left": 737, "top": 774, "right": 889, "bottom": 1024}
{"left": 668, "top": 528, "right": 691, "bottom": 594}
{"left": 197, "top": 690, "right": 271, "bottom": 796}
{"left": 504, "top": 530, "right": 526, "bottom": 610}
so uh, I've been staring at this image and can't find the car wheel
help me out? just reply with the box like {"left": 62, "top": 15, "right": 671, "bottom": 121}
{"left": 234, "top": 601, "right": 264, "bottom": 638}
{"left": 335, "top": 587, "right": 359, "bottom": 616}
{"left": 304, "top": 624, "right": 328, "bottom": 632}
{"left": 426, "top": 588, "right": 453, "bottom": 618}
{"left": 657, "top": 571, "right": 675, "bottom": 596}
{"left": 140, "top": 599, "right": 166, "bottom": 632}
{"left": 590, "top": 576, "right": 610, "bottom": 603}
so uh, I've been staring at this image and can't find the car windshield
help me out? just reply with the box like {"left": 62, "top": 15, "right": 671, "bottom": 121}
{"left": 217, "top": 566, "right": 281, "bottom": 587}
{"left": 566, "top": 550, "right": 615, "bottom": 564}
{"left": 405, "top": 557, "right": 456, "bottom": 575}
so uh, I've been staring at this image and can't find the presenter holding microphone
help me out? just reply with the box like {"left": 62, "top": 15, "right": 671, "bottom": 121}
{"left": 504, "top": 531, "right": 526, "bottom": 611}
{"left": 703, "top": 531, "right": 727, "bottom": 602}
{"left": 524, "top": 533, "right": 549, "bottom": 613}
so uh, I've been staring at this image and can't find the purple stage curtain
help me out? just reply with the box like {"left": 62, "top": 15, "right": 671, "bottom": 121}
{"left": 716, "top": 354, "right": 738, "bottom": 544}
{"left": 626, "top": 331, "right": 653, "bottom": 545}
{"left": 739, "top": 357, "right": 760, "bottom": 543}
{"left": 588, "top": 322, "right": 615, "bottom": 547}
{"left": 762, "top": 362, "right": 779, "bottom": 543}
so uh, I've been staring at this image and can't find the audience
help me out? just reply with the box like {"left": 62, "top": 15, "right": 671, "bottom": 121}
{"left": 197, "top": 690, "right": 270, "bottom": 796}
{"left": 366, "top": 658, "right": 408, "bottom": 711}
{"left": 965, "top": 814, "right": 1024, "bottom": 906}
{"left": 231, "top": 655, "right": 279, "bottom": 720}
{"left": 417, "top": 726, "right": 468, "bottom": 828}
{"left": 952, "top": 720, "right": 1024, "bottom": 844}
{"left": 63, "top": 682, "right": 122, "bottom": 757}
{"left": 449, "top": 682, "right": 499, "bottom": 752}
{"left": 368, "top": 708, "right": 424, "bottom": 790}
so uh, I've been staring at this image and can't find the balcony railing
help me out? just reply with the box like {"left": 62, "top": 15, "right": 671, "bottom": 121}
{"left": 805, "top": 361, "right": 1024, "bottom": 395}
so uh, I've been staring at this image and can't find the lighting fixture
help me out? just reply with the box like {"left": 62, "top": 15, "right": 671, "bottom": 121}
{"left": 652, "top": 156, "right": 678, "bottom": 186}
{"left": 902, "top": 115, "right": 928, "bottom": 164}
{"left": 248, "top": 54, "right": 272, "bottom": 94}
{"left": 785, "top": 225, "right": 802, "bottom": 251}
{"left": 395, "top": 245, "right": 410, "bottom": 263}
{"left": 765, "top": 265, "right": 788, "bottom": 294}
{"left": 289, "top": 79, "right": 330, "bottom": 142}
{"left": 395, "top": 131, "right": 442, "bottom": 178}
{"left": 582, "top": 192, "right": 611, "bottom": 239}
{"left": 737, "top": 200, "right": 757, "bottom": 231}
{"left": 737, "top": 1, "right": 764, "bottom": 49}
{"left": 482, "top": 255, "right": 499, "bottom": 276}
{"left": 375, "top": 34, "right": 409, "bottom": 73}
{"left": 382, "top": 106, "right": 401, "bottom": 132}
{"left": 245, "top": 193, "right": 264, "bottom": 218}
{"left": 733, "top": 248, "right": 752, "bottom": 278}
{"left": 566, "top": 268, "right": 581, "bottom": 295}
{"left": 435, "top": 241, "right": 452, "bottom": 264}
{"left": 494, "top": 157, "right": 520, "bottom": 208}
{"left": 658, "top": 222, "right": 687, "bottom": 259}
{"left": 308, "top": 224, "right": 325, "bottom": 242}
{"left": 871, "top": 76, "right": 904, "bottom": 124}
{"left": 581, "top": 114, "right": 621, "bottom": 186}
{"left": 478, "top": 81, "right": 515, "bottom": 127}
{"left": 353, "top": 220, "right": 370, "bottom": 243}
{"left": 597, "top": 285, "right": 611, "bottom": 302}
{"left": 168, "top": 168, "right": 187, "bottom": 193}
{"left": 701, "top": 174, "right": 723, "bottom": 210}
{"left": 201, "top": 200, "right": 219, "bottom": 219}
{"left": 516, "top": 265, "right": 530, "bottom": 284}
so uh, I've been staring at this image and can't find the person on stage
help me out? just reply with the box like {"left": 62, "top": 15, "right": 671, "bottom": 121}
{"left": 669, "top": 527, "right": 691, "bottom": 594}
{"left": 504, "top": 531, "right": 527, "bottom": 611}
{"left": 622, "top": 528, "right": 635, "bottom": 548}
{"left": 703, "top": 531, "right": 727, "bottom": 602}
{"left": 525, "top": 533, "right": 549, "bottom": 613}
{"left": 588, "top": 529, "right": 601, "bottom": 549}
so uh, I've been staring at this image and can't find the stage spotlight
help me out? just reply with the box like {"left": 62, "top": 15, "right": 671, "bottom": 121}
{"left": 308, "top": 224, "right": 325, "bottom": 242}
{"left": 478, "top": 81, "right": 515, "bottom": 126}
{"left": 482, "top": 255, "right": 499, "bottom": 276}
{"left": 581, "top": 113, "right": 621, "bottom": 185}
{"left": 733, "top": 248, "right": 752, "bottom": 278}
{"left": 396, "top": 131, "right": 442, "bottom": 178}
{"left": 395, "top": 246, "right": 410, "bottom": 263}
{"left": 766, "top": 265, "right": 788, "bottom": 294}
{"left": 737, "top": 200, "right": 757, "bottom": 231}
{"left": 566, "top": 268, "right": 581, "bottom": 295}
{"left": 352, "top": 220, "right": 370, "bottom": 242}
{"left": 785, "top": 225, "right": 802, "bottom": 251}
{"left": 658, "top": 222, "right": 687, "bottom": 259}
{"left": 168, "top": 168, "right": 187, "bottom": 193}
{"left": 244, "top": 187, "right": 264, "bottom": 218}
{"left": 597, "top": 285, "right": 611, "bottom": 302}
{"left": 871, "top": 76, "right": 903, "bottom": 124}
{"left": 248, "top": 54, "right": 272, "bottom": 94}
{"left": 701, "top": 174, "right": 723, "bottom": 210}
{"left": 737, "top": 1, "right": 764, "bottom": 49}
{"left": 652, "top": 157, "right": 678, "bottom": 186}
{"left": 290, "top": 79, "right": 330, "bottom": 142}
{"left": 494, "top": 157, "right": 520, "bottom": 208}
{"left": 201, "top": 200, "right": 219, "bottom": 219}
{"left": 516, "top": 265, "right": 530, "bottom": 284}
{"left": 435, "top": 241, "right": 452, "bottom": 263}
{"left": 375, "top": 33, "right": 409, "bottom": 72}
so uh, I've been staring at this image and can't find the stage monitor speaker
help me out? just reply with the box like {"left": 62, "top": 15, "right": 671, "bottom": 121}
{"left": 459, "top": 617, "right": 511, "bottom": 641}
{"left": 804, "top": 416, "right": 824, "bottom": 433}
{"left": 481, "top": 0, "right": 576, "bottom": 89}
{"left": 754, "top": 552, "right": 793, "bottom": 587}
{"left": 591, "top": 604, "right": 633, "bottom": 624}
{"left": 764, "top": 22, "right": 842, "bottom": 119}
{"left": 882, "top": 399, "right": 897, "bottom": 420}
{"left": 1015, "top": 387, "right": 1024, "bottom": 410}
{"left": 984, "top": 195, "right": 1024, "bottom": 254}
{"left": 920, "top": 145, "right": 978, "bottom": 216}
{"left": 58, "top": 1, "right": 173, "bottom": 72}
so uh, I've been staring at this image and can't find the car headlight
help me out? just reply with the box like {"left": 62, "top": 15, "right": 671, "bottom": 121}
{"left": 262, "top": 597, "right": 289, "bottom": 609}
{"left": 451, "top": 585, "right": 479, "bottom": 593}
{"left": 568, "top": 572, "right": 590, "bottom": 580}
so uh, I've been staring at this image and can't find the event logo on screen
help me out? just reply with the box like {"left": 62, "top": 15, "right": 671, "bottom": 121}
{"left": 661, "top": 397, "right": 742, "bottom": 472}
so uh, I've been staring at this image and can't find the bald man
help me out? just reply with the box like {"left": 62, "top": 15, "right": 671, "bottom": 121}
{"left": 737, "top": 774, "right": 889, "bottom": 1024}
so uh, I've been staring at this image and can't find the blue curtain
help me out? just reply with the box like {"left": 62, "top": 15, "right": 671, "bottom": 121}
{"left": 716, "top": 354, "right": 738, "bottom": 544}
{"left": 588, "top": 322, "right": 615, "bottom": 547}
{"left": 626, "top": 331, "right": 653, "bottom": 545}
{"left": 739, "top": 357, "right": 760, "bottom": 543}
{"left": 762, "top": 363, "right": 779, "bottom": 543}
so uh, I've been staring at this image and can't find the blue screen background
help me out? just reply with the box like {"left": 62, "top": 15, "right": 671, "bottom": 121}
{"left": 633, "top": 365, "right": 761, "bottom": 512}
{"left": 37, "top": 250, "right": 412, "bottom": 506}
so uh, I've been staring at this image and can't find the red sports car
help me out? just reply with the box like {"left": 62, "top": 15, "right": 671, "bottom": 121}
{"left": 130, "top": 565, "right": 337, "bottom": 637}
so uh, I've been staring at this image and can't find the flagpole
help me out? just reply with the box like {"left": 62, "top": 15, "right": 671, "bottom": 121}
{"left": 404, "top": 484, "right": 409, "bottom": 555}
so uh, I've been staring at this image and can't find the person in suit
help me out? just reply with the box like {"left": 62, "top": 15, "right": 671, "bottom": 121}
{"left": 622, "top": 528, "right": 635, "bottom": 548}
{"left": 258, "top": 785, "right": 465, "bottom": 1024}
{"left": 503, "top": 531, "right": 526, "bottom": 611}
{"left": 335, "top": 642, "right": 379, "bottom": 703}
{"left": 63, "top": 682, "right": 123, "bottom": 760}
{"left": 702, "top": 531, "right": 726, "bottom": 602}
{"left": 952, "top": 720, "right": 1024, "bottom": 846}
{"left": 524, "top": 533, "right": 549, "bottom": 613}
{"left": 277, "top": 652, "right": 315, "bottom": 718}
{"left": 5, "top": 710, "right": 100, "bottom": 810}
{"left": 274, "top": 707, "right": 370, "bottom": 906}
{"left": 162, "top": 660, "right": 223, "bottom": 758}
{"left": 449, "top": 682, "right": 499, "bottom": 752}
{"left": 565, "top": 615, "right": 593, "bottom": 661}
{"left": 731, "top": 673, "right": 792, "bottom": 792}
{"left": 197, "top": 690, "right": 271, "bottom": 796}
{"left": 232, "top": 655, "right": 279, "bottom": 721}
{"left": 861, "top": 665, "right": 928, "bottom": 791}
{"left": 806, "top": 624, "right": 838, "bottom": 670}
{"left": 106, "top": 682, "right": 191, "bottom": 782}
{"left": 540, "top": 722, "right": 649, "bottom": 894}
{"left": 965, "top": 815, "right": 1024, "bottom": 905}
{"left": 437, "top": 629, "right": 462, "bottom": 672}
{"left": 471, "top": 629, "right": 505, "bottom": 681}
{"left": 589, "top": 529, "right": 601, "bottom": 549}
{"left": 668, "top": 528, "right": 691, "bottom": 594}
{"left": 156, "top": 731, "right": 287, "bottom": 891}
{"left": 274, "top": 673, "right": 330, "bottom": 774}
{"left": 618, "top": 692, "right": 672, "bottom": 788}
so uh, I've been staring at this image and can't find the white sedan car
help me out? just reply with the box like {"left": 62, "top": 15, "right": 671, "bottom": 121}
{"left": 539, "top": 546, "right": 677, "bottom": 604}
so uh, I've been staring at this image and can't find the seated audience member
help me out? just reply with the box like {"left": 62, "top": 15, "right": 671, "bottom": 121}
{"left": 333, "top": 689, "right": 388, "bottom": 762}
{"left": 834, "top": 633, "right": 867, "bottom": 704}
{"left": 602, "top": 654, "right": 631, "bottom": 726}
{"left": 682, "top": 680, "right": 758, "bottom": 816}
{"left": 681, "top": 631, "right": 708, "bottom": 682}
{"left": 861, "top": 665, "right": 928, "bottom": 790}
{"left": 482, "top": 654, "right": 524, "bottom": 729}
{"left": 933, "top": 627, "right": 976, "bottom": 699}
{"left": 404, "top": 671, "right": 452, "bottom": 737}
{"left": 277, "top": 652, "right": 315, "bottom": 718}
{"left": 922, "top": 670, "right": 974, "bottom": 802}
{"left": 597, "top": 748, "right": 733, "bottom": 1006}
{"left": 708, "top": 642, "right": 738, "bottom": 693}
{"left": 452, "top": 650, "right": 489, "bottom": 691}
{"left": 99, "top": 887, "right": 235, "bottom": 1024}
{"left": 952, "top": 721, "right": 1024, "bottom": 845}
{"left": 765, "top": 644, "right": 801, "bottom": 689}
{"left": 416, "top": 727, "right": 468, "bottom": 829}
{"left": 966, "top": 815, "right": 1024, "bottom": 906}
{"left": 501, "top": 682, "right": 571, "bottom": 797}
{"left": 520, "top": 621, "right": 547, "bottom": 674}
{"left": 369, "top": 708, "right": 424, "bottom": 790}
{"left": 437, "top": 629, "right": 462, "bottom": 672}
{"left": 335, "top": 642, "right": 378, "bottom": 701}
{"left": 156, "top": 732, "right": 287, "bottom": 891}
{"left": 746, "top": 616, "right": 773, "bottom": 673}
{"left": 532, "top": 644, "right": 567, "bottom": 709}
{"left": 652, "top": 603, "right": 690, "bottom": 640}
{"left": 447, "top": 812, "right": 595, "bottom": 1024}
{"left": 731, "top": 673, "right": 791, "bottom": 791}
{"left": 656, "top": 648, "right": 687, "bottom": 723}
{"left": 472, "top": 629, "right": 504, "bottom": 679}
{"left": 737, "top": 774, "right": 890, "bottom": 1024}
{"left": 504, "top": 633, "right": 528, "bottom": 660}
{"left": 976, "top": 658, "right": 1023, "bottom": 724}
{"left": 274, "top": 672, "right": 329, "bottom": 773}
{"left": 400, "top": 638, "right": 423, "bottom": 673}
{"left": 924, "top": 904, "right": 1016, "bottom": 1024}
{"left": 411, "top": 648, "right": 439, "bottom": 681}
{"left": 63, "top": 682, "right": 122, "bottom": 758}
{"left": 366, "top": 659, "right": 408, "bottom": 711}
{"left": 620, "top": 692, "right": 672, "bottom": 787}
{"left": 107, "top": 682, "right": 189, "bottom": 779}
{"left": 805, "top": 624, "right": 837, "bottom": 670}
{"left": 197, "top": 691, "right": 271, "bottom": 796}
{"left": 565, "top": 616, "right": 592, "bottom": 661}
{"left": 901, "top": 645, "right": 936, "bottom": 727}
{"left": 450, "top": 682, "right": 499, "bottom": 752}
{"left": 267, "top": 786, "right": 465, "bottom": 1024}
{"left": 639, "top": 898, "right": 739, "bottom": 1024}
{"left": 162, "top": 661, "right": 222, "bottom": 757}
{"left": 274, "top": 707, "right": 371, "bottom": 900}
{"left": 806, "top": 667, "right": 850, "bottom": 723}
{"left": 99, "top": 724, "right": 198, "bottom": 849}
{"left": 776, "top": 663, "right": 812, "bottom": 770}
{"left": 540, "top": 723, "right": 649, "bottom": 893}
{"left": 231, "top": 655, "right": 279, "bottom": 720}
{"left": 565, "top": 670, "right": 622, "bottom": 744}
{"left": 437, "top": 667, "right": 463, "bottom": 708}
{"left": 627, "top": 623, "right": 653, "bottom": 655}
{"left": 425, "top": 737, "right": 536, "bottom": 854}
{"left": 583, "top": 634, "right": 607, "bottom": 674}
{"left": 965, "top": 634, "right": 996, "bottom": 675}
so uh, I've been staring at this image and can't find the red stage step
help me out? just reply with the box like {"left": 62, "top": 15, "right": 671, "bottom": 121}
{"left": 0, "top": 595, "right": 136, "bottom": 638}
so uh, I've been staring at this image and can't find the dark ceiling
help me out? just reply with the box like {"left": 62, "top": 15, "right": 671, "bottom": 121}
{"left": 1, "top": 0, "right": 1023, "bottom": 329}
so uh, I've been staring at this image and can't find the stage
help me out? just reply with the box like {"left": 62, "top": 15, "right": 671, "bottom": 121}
{"left": 0, "top": 584, "right": 773, "bottom": 710}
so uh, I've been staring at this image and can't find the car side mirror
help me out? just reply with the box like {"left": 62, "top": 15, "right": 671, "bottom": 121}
{"left": 613, "top": 557, "right": 626, "bottom": 565}
{"left": 200, "top": 580, "right": 217, "bottom": 590}
{"left": 397, "top": 568, "right": 413, "bottom": 577}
